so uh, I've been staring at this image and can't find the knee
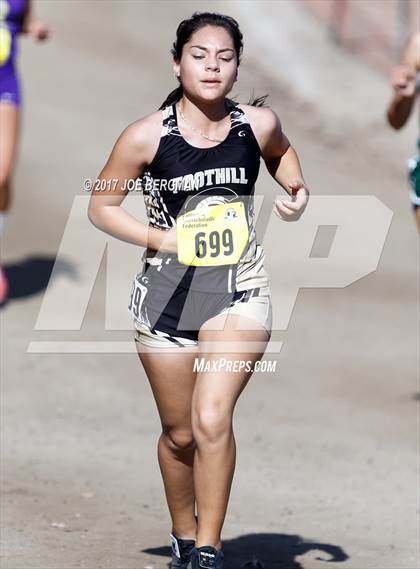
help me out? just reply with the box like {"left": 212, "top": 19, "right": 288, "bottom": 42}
{"left": 192, "top": 405, "right": 231, "bottom": 445}
{"left": 0, "top": 176, "right": 11, "bottom": 210}
{"left": 0, "top": 171, "right": 10, "bottom": 193}
{"left": 161, "top": 427, "right": 196, "bottom": 453}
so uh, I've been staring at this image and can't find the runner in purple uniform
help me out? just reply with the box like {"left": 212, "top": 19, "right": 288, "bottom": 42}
{"left": 0, "top": 0, "right": 49, "bottom": 304}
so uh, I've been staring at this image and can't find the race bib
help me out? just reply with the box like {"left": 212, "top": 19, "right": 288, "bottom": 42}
{"left": 0, "top": 25, "right": 12, "bottom": 66}
{"left": 127, "top": 272, "right": 150, "bottom": 324}
{"left": 176, "top": 201, "right": 249, "bottom": 266}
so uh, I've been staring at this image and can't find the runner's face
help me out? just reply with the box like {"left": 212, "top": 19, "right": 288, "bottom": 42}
{"left": 174, "top": 25, "right": 237, "bottom": 102}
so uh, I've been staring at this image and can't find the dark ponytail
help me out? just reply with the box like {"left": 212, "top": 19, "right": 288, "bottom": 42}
{"left": 246, "top": 91, "right": 269, "bottom": 108}
{"left": 159, "top": 11, "right": 268, "bottom": 110}
{"left": 159, "top": 85, "right": 183, "bottom": 110}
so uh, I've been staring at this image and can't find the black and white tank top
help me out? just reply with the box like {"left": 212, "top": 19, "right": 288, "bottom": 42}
{"left": 139, "top": 98, "right": 265, "bottom": 293}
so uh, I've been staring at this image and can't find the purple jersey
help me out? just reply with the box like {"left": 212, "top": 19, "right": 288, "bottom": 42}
{"left": 0, "top": 0, "right": 27, "bottom": 106}
{"left": 0, "top": 0, "right": 27, "bottom": 68}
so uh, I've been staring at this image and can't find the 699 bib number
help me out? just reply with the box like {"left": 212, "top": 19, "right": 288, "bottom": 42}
{"left": 177, "top": 202, "right": 249, "bottom": 267}
{"left": 194, "top": 228, "right": 234, "bottom": 259}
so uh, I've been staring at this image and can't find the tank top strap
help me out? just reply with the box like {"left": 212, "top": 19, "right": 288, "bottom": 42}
{"left": 160, "top": 103, "right": 181, "bottom": 138}
{"left": 227, "top": 100, "right": 262, "bottom": 157}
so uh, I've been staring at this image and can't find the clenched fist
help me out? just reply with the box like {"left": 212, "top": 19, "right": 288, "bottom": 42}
{"left": 390, "top": 64, "right": 417, "bottom": 98}
{"left": 273, "top": 181, "right": 309, "bottom": 221}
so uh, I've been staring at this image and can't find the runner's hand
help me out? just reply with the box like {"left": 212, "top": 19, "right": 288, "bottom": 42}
{"left": 273, "top": 181, "right": 309, "bottom": 221}
{"left": 390, "top": 64, "right": 416, "bottom": 98}
{"left": 28, "top": 20, "right": 50, "bottom": 42}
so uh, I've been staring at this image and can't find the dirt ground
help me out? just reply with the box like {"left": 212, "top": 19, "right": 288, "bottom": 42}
{"left": 1, "top": 1, "right": 419, "bottom": 568}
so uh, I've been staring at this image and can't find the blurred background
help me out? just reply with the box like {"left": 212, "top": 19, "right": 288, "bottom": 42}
{"left": 301, "top": 0, "right": 419, "bottom": 73}
{"left": 1, "top": 1, "right": 418, "bottom": 568}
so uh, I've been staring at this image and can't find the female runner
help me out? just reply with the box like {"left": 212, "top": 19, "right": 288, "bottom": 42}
{"left": 0, "top": 0, "right": 49, "bottom": 303}
{"left": 386, "top": 31, "right": 420, "bottom": 232}
{"left": 88, "top": 12, "right": 309, "bottom": 569}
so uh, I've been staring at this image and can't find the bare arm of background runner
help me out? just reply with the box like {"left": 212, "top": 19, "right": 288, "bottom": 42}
{"left": 21, "top": 0, "right": 50, "bottom": 40}
{"left": 87, "top": 115, "right": 177, "bottom": 253}
{"left": 386, "top": 31, "right": 420, "bottom": 130}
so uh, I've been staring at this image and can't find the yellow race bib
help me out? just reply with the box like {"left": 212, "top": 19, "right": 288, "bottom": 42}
{"left": 176, "top": 201, "right": 249, "bottom": 266}
{"left": 0, "top": 25, "right": 11, "bottom": 66}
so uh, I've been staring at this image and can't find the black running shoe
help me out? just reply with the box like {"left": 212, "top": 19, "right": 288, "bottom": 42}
{"left": 190, "top": 545, "right": 224, "bottom": 568}
{"left": 170, "top": 532, "right": 195, "bottom": 569}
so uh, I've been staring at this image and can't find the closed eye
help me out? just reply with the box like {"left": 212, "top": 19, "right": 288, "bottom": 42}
{"left": 192, "top": 55, "right": 233, "bottom": 62}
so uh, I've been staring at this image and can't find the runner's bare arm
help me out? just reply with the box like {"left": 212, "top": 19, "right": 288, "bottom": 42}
{"left": 386, "top": 32, "right": 420, "bottom": 130}
{"left": 21, "top": 0, "right": 33, "bottom": 33}
{"left": 401, "top": 31, "right": 420, "bottom": 71}
{"left": 262, "top": 111, "right": 305, "bottom": 189}
{"left": 87, "top": 115, "right": 176, "bottom": 253}
{"left": 247, "top": 106, "right": 309, "bottom": 220}
{"left": 246, "top": 105, "right": 307, "bottom": 192}
{"left": 21, "top": 0, "right": 49, "bottom": 41}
